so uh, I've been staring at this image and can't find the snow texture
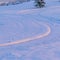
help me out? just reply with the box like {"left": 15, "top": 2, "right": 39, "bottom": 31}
{"left": 0, "top": 0, "right": 60, "bottom": 60}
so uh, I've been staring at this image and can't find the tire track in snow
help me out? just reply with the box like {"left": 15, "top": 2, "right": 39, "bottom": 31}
{"left": 0, "top": 9, "right": 51, "bottom": 47}
{"left": 0, "top": 22, "right": 51, "bottom": 47}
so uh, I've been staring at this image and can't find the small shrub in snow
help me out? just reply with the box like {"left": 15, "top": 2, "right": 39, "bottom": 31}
{"left": 35, "top": 0, "right": 45, "bottom": 8}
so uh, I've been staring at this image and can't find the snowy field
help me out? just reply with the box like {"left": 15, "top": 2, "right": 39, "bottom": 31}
{"left": 0, "top": 0, "right": 60, "bottom": 60}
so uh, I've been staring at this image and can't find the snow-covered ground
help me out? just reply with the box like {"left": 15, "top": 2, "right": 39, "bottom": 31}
{"left": 0, "top": 0, "right": 60, "bottom": 60}
{"left": 0, "top": 0, "right": 30, "bottom": 6}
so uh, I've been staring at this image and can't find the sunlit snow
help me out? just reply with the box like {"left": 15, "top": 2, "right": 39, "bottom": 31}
{"left": 0, "top": 0, "right": 60, "bottom": 60}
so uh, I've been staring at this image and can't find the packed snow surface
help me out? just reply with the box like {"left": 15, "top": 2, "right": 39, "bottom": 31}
{"left": 0, "top": 0, "right": 60, "bottom": 60}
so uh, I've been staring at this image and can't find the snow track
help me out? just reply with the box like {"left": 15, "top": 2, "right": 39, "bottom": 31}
{"left": 0, "top": 1, "right": 60, "bottom": 59}
{"left": 0, "top": 7, "right": 52, "bottom": 47}
{"left": 0, "top": 21, "right": 51, "bottom": 46}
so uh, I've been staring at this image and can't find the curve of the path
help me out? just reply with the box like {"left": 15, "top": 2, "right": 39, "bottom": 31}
{"left": 0, "top": 22, "right": 51, "bottom": 47}
{"left": 0, "top": 9, "right": 51, "bottom": 47}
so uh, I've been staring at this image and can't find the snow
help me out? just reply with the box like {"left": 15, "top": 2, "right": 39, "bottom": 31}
{"left": 0, "top": 0, "right": 60, "bottom": 60}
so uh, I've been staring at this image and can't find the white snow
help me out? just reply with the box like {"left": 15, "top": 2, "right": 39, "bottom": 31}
{"left": 0, "top": 0, "right": 60, "bottom": 60}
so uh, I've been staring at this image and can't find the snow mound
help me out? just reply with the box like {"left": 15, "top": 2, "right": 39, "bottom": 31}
{"left": 0, "top": 0, "right": 30, "bottom": 6}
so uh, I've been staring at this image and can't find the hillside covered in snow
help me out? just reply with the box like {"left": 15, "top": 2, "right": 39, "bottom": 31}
{"left": 0, "top": 0, "right": 30, "bottom": 6}
{"left": 0, "top": 0, "right": 60, "bottom": 60}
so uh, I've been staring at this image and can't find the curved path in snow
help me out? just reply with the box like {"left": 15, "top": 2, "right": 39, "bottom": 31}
{"left": 0, "top": 22, "right": 51, "bottom": 47}
{"left": 0, "top": 2, "right": 60, "bottom": 60}
{"left": 0, "top": 9, "right": 51, "bottom": 46}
